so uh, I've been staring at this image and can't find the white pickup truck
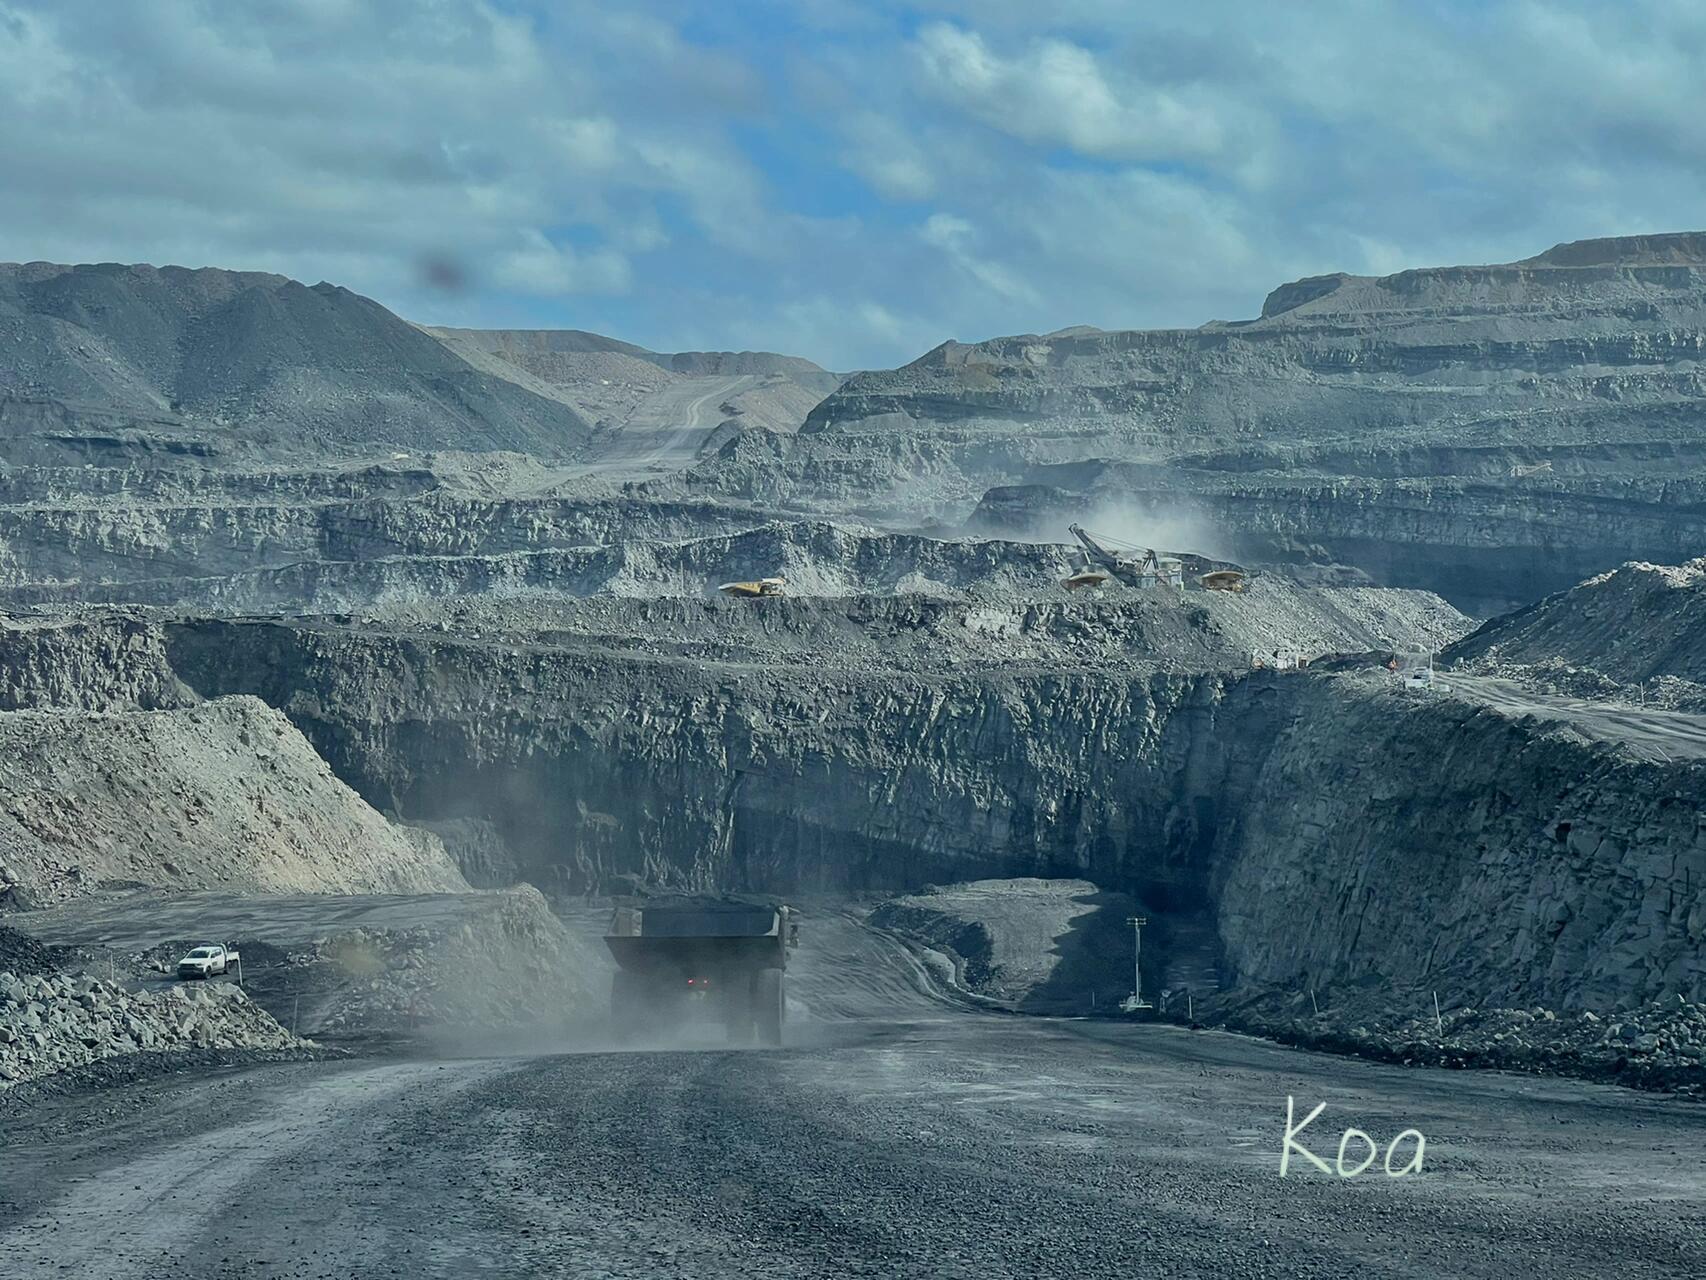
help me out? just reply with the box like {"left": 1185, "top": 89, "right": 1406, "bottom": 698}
{"left": 176, "top": 944, "right": 239, "bottom": 980}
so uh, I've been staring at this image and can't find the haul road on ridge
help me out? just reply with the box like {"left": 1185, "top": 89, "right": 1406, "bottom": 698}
{"left": 604, "top": 898, "right": 797, "bottom": 1046}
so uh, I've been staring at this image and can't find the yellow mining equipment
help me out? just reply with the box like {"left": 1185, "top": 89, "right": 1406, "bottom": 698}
{"left": 1199, "top": 570, "right": 1248, "bottom": 593}
{"left": 717, "top": 576, "right": 786, "bottom": 599}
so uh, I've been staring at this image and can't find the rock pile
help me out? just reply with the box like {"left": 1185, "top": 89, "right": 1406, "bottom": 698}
{"left": 0, "top": 925, "right": 69, "bottom": 975}
{"left": 0, "top": 970, "right": 304, "bottom": 1089}
{"left": 1215, "top": 991, "right": 1706, "bottom": 1094}
{"left": 1447, "top": 557, "right": 1706, "bottom": 685}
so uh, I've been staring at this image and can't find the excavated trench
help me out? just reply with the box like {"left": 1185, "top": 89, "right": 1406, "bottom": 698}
{"left": 163, "top": 618, "right": 1706, "bottom": 1018}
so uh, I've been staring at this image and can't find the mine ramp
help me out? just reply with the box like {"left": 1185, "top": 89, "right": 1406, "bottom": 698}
{"left": 605, "top": 898, "right": 796, "bottom": 1047}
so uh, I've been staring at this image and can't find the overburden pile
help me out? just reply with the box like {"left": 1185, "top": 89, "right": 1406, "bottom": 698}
{"left": 0, "top": 968, "right": 303, "bottom": 1088}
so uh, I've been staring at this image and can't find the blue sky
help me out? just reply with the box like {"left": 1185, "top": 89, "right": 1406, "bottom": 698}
{"left": 2, "top": 0, "right": 1703, "bottom": 368}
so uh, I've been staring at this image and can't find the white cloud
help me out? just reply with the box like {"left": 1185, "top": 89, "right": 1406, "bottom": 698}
{"left": 3, "top": 0, "right": 1706, "bottom": 369}
{"left": 490, "top": 231, "right": 630, "bottom": 296}
{"left": 841, "top": 112, "right": 937, "bottom": 202}
{"left": 550, "top": 118, "right": 625, "bottom": 173}
{"left": 0, "top": 5, "right": 75, "bottom": 107}
{"left": 0, "top": 0, "right": 778, "bottom": 309}
{"left": 912, "top": 22, "right": 1226, "bottom": 162}
{"left": 919, "top": 213, "right": 973, "bottom": 251}
{"left": 919, "top": 213, "right": 1039, "bottom": 304}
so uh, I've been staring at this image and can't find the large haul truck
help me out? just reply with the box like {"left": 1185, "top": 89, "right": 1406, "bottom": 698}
{"left": 605, "top": 899, "right": 797, "bottom": 1047}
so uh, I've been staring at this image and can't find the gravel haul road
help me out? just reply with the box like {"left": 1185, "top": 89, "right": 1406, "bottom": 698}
{"left": 1448, "top": 673, "right": 1706, "bottom": 760}
{"left": 583, "top": 374, "right": 758, "bottom": 475}
{"left": 3, "top": 916, "right": 1702, "bottom": 1278}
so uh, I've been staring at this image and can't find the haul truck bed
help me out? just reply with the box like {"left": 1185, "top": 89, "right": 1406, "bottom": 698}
{"left": 605, "top": 900, "right": 795, "bottom": 1046}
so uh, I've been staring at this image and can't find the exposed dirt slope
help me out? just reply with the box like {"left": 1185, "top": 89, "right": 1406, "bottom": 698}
{"left": 870, "top": 878, "right": 1142, "bottom": 1012}
{"left": 0, "top": 696, "right": 467, "bottom": 909}
{"left": 0, "top": 263, "right": 593, "bottom": 460}
{"left": 426, "top": 326, "right": 839, "bottom": 435}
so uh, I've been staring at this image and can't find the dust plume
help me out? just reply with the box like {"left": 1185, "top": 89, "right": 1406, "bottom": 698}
{"left": 1019, "top": 495, "right": 1234, "bottom": 561}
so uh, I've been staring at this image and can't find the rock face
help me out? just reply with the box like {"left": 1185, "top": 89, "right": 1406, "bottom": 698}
{"left": 0, "top": 969, "right": 303, "bottom": 1088}
{"left": 0, "top": 696, "right": 468, "bottom": 908}
{"left": 0, "top": 509, "right": 1473, "bottom": 639}
{"left": 689, "top": 233, "right": 1706, "bottom": 614}
{"left": 0, "top": 262, "right": 593, "bottom": 461}
{"left": 163, "top": 617, "right": 1706, "bottom": 1017}
{"left": 0, "top": 478, "right": 771, "bottom": 605}
{"left": 1, "top": 614, "right": 194, "bottom": 711}
{"left": 1208, "top": 676, "right": 1706, "bottom": 1014}
{"left": 156, "top": 618, "right": 1301, "bottom": 896}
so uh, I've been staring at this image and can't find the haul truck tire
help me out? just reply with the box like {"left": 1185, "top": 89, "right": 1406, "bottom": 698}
{"left": 755, "top": 967, "right": 784, "bottom": 1047}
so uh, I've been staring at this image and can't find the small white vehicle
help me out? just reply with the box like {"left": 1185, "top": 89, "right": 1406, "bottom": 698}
{"left": 176, "top": 944, "right": 238, "bottom": 980}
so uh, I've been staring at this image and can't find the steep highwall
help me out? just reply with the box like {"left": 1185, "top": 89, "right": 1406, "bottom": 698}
{"left": 163, "top": 621, "right": 1243, "bottom": 898}
{"left": 0, "top": 494, "right": 762, "bottom": 591}
{"left": 162, "top": 621, "right": 1706, "bottom": 1013}
{"left": 1, "top": 614, "right": 193, "bottom": 711}
{"left": 970, "top": 472, "right": 1706, "bottom": 615}
{"left": 1210, "top": 679, "right": 1706, "bottom": 1011}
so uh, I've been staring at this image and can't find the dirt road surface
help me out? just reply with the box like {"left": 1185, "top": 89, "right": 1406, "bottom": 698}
{"left": 579, "top": 374, "right": 757, "bottom": 477}
{"left": 1447, "top": 673, "right": 1706, "bottom": 760}
{"left": 3, "top": 914, "right": 1702, "bottom": 1278}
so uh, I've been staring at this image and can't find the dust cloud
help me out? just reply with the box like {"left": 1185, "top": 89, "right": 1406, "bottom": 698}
{"left": 1017, "top": 495, "right": 1234, "bottom": 561}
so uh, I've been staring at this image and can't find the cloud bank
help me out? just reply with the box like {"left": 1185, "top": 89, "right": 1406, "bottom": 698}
{"left": 2, "top": 1, "right": 1701, "bottom": 367}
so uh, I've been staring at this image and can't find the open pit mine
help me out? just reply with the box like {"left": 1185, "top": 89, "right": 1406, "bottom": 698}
{"left": 3, "top": 238, "right": 1705, "bottom": 1278}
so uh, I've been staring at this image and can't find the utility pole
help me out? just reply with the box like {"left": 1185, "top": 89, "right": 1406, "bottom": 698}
{"left": 1121, "top": 916, "right": 1151, "bottom": 1013}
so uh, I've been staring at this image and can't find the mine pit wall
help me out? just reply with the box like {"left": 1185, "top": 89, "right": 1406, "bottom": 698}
{"left": 1210, "top": 680, "right": 1706, "bottom": 1013}
{"left": 160, "top": 621, "right": 1236, "bottom": 900}
{"left": 0, "top": 614, "right": 195, "bottom": 711}
{"left": 0, "top": 494, "right": 763, "bottom": 593}
{"left": 973, "top": 477, "right": 1706, "bottom": 618}
{"left": 1215, "top": 485, "right": 1706, "bottom": 617}
{"left": 163, "top": 621, "right": 1706, "bottom": 1014}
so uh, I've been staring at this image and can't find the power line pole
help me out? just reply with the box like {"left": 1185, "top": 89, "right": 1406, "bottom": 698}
{"left": 1121, "top": 916, "right": 1151, "bottom": 1013}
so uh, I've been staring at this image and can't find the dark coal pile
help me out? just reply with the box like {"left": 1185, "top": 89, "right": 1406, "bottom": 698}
{"left": 0, "top": 926, "right": 71, "bottom": 976}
